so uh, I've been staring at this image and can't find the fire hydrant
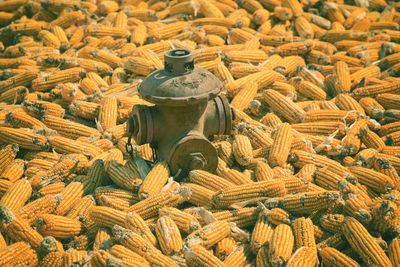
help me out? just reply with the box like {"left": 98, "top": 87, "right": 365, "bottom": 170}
{"left": 127, "top": 48, "right": 234, "bottom": 178}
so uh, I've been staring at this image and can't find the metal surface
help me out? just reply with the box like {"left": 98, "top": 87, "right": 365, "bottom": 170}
{"left": 127, "top": 48, "right": 234, "bottom": 178}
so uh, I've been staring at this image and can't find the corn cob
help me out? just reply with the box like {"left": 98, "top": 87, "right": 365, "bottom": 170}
{"left": 184, "top": 220, "right": 231, "bottom": 249}
{"left": 180, "top": 182, "right": 214, "bottom": 207}
{"left": 16, "top": 194, "right": 61, "bottom": 224}
{"left": 124, "top": 211, "right": 157, "bottom": 245}
{"left": 127, "top": 186, "right": 191, "bottom": 220}
{"left": 0, "top": 144, "right": 18, "bottom": 175}
{"left": 212, "top": 207, "right": 258, "bottom": 228}
{"left": 286, "top": 246, "right": 317, "bottom": 267}
{"left": 264, "top": 89, "right": 305, "bottom": 123}
{"left": 269, "top": 123, "right": 293, "bottom": 167}
{"left": 159, "top": 206, "right": 201, "bottom": 234}
{"left": 292, "top": 217, "right": 316, "bottom": 252}
{"left": 0, "top": 205, "right": 43, "bottom": 249}
{"left": 343, "top": 216, "right": 392, "bottom": 266}
{"left": 155, "top": 215, "right": 183, "bottom": 255}
{"left": 349, "top": 165, "right": 394, "bottom": 193}
{"left": 110, "top": 244, "right": 150, "bottom": 266}
{"left": 138, "top": 161, "right": 169, "bottom": 200}
{"left": 218, "top": 167, "right": 253, "bottom": 185}
{"left": 0, "top": 179, "right": 32, "bottom": 212}
{"left": 269, "top": 223, "right": 294, "bottom": 266}
{"left": 184, "top": 244, "right": 225, "bottom": 267}
{"left": 32, "top": 68, "right": 85, "bottom": 92}
{"left": 319, "top": 246, "right": 360, "bottom": 267}
{"left": 212, "top": 180, "right": 286, "bottom": 207}
{"left": 250, "top": 213, "right": 274, "bottom": 253}
{"left": 113, "top": 225, "right": 179, "bottom": 267}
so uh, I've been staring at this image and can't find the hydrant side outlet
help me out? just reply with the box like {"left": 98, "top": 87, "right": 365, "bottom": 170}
{"left": 127, "top": 48, "right": 233, "bottom": 178}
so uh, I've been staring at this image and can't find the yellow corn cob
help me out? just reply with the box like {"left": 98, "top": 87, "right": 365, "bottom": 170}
{"left": 90, "top": 250, "right": 122, "bottom": 266}
{"left": 376, "top": 93, "right": 400, "bottom": 110}
{"left": 110, "top": 244, "right": 150, "bottom": 266}
{"left": 69, "top": 100, "right": 99, "bottom": 120}
{"left": 0, "top": 179, "right": 31, "bottom": 212}
{"left": 0, "top": 159, "right": 23, "bottom": 182}
{"left": 113, "top": 225, "right": 179, "bottom": 266}
{"left": 389, "top": 238, "right": 400, "bottom": 266}
{"left": 183, "top": 244, "right": 225, "bottom": 267}
{"left": 38, "top": 30, "right": 61, "bottom": 48}
{"left": 212, "top": 206, "right": 258, "bottom": 228}
{"left": 42, "top": 115, "right": 100, "bottom": 139}
{"left": 5, "top": 110, "right": 46, "bottom": 130}
{"left": 286, "top": 247, "right": 317, "bottom": 267}
{"left": 224, "top": 244, "right": 252, "bottom": 266}
{"left": 236, "top": 121, "right": 273, "bottom": 149}
{"left": 269, "top": 123, "right": 293, "bottom": 167}
{"left": 197, "top": 0, "right": 224, "bottom": 18}
{"left": 0, "top": 144, "right": 18, "bottom": 175}
{"left": 0, "top": 205, "right": 43, "bottom": 249}
{"left": 349, "top": 165, "right": 394, "bottom": 193}
{"left": 189, "top": 169, "right": 235, "bottom": 191}
{"left": 0, "top": 242, "right": 37, "bottom": 266}
{"left": 254, "top": 160, "right": 274, "bottom": 181}
{"left": 352, "top": 81, "right": 400, "bottom": 100}
{"left": 90, "top": 206, "right": 126, "bottom": 229}
{"left": 264, "top": 191, "right": 341, "bottom": 215}
{"left": 215, "top": 237, "right": 236, "bottom": 261}
{"left": 38, "top": 182, "right": 65, "bottom": 197}
{"left": 319, "top": 246, "right": 360, "bottom": 267}
{"left": 180, "top": 182, "right": 214, "bottom": 207}
{"left": 97, "top": 96, "right": 117, "bottom": 131}
{"left": 359, "top": 127, "right": 385, "bottom": 149}
{"left": 155, "top": 215, "right": 183, "bottom": 255}
{"left": 320, "top": 214, "right": 345, "bottom": 234}
{"left": 292, "top": 217, "right": 316, "bottom": 252}
{"left": 159, "top": 206, "right": 201, "bottom": 234}
{"left": 65, "top": 195, "right": 95, "bottom": 227}
{"left": 295, "top": 16, "right": 314, "bottom": 39}
{"left": 343, "top": 216, "right": 392, "bottom": 266}
{"left": 212, "top": 180, "right": 286, "bottom": 207}
{"left": 230, "top": 82, "right": 258, "bottom": 112}
{"left": 264, "top": 89, "right": 305, "bottom": 123}
{"left": 23, "top": 100, "right": 65, "bottom": 118}
{"left": 123, "top": 56, "right": 158, "bottom": 76}
{"left": 250, "top": 213, "right": 274, "bottom": 253}
{"left": 127, "top": 186, "right": 191, "bottom": 220}
{"left": 97, "top": 195, "right": 130, "bottom": 211}
{"left": 232, "top": 134, "right": 254, "bottom": 166}
{"left": 124, "top": 210, "right": 157, "bottom": 245}
{"left": 106, "top": 161, "right": 142, "bottom": 192}
{"left": 218, "top": 167, "right": 253, "bottom": 185}
{"left": 0, "top": 85, "right": 28, "bottom": 104}
{"left": 269, "top": 223, "right": 294, "bottom": 266}
{"left": 32, "top": 67, "right": 85, "bottom": 92}
{"left": 138, "top": 161, "right": 169, "bottom": 200}
{"left": 16, "top": 194, "right": 60, "bottom": 224}
{"left": 49, "top": 137, "right": 102, "bottom": 160}
{"left": 256, "top": 244, "right": 270, "bottom": 267}
{"left": 0, "top": 70, "right": 38, "bottom": 95}
{"left": 55, "top": 181, "right": 83, "bottom": 216}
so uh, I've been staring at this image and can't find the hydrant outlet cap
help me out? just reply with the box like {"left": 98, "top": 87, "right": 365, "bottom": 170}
{"left": 164, "top": 49, "right": 194, "bottom": 74}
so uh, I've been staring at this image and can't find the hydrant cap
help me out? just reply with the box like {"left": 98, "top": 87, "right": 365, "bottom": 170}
{"left": 138, "top": 48, "right": 222, "bottom": 106}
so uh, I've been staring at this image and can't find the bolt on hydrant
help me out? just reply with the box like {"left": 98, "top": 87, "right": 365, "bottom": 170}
{"left": 126, "top": 48, "right": 234, "bottom": 178}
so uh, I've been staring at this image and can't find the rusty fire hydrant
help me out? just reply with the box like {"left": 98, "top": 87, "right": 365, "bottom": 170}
{"left": 126, "top": 48, "right": 234, "bottom": 178}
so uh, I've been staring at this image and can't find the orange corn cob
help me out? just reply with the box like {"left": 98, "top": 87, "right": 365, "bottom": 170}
{"left": 269, "top": 123, "right": 293, "bottom": 167}
{"left": 250, "top": 213, "right": 274, "bottom": 253}
{"left": 0, "top": 179, "right": 32, "bottom": 212}
{"left": 269, "top": 223, "right": 294, "bottom": 266}
{"left": 155, "top": 215, "right": 183, "bottom": 255}
{"left": 139, "top": 161, "right": 169, "bottom": 200}
{"left": 110, "top": 244, "right": 150, "bottom": 266}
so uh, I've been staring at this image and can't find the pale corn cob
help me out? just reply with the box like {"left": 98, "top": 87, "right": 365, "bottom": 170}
{"left": 184, "top": 220, "right": 231, "bottom": 249}
{"left": 127, "top": 186, "right": 191, "bottom": 220}
{"left": 155, "top": 215, "right": 183, "bottom": 255}
{"left": 0, "top": 179, "right": 32, "bottom": 212}
{"left": 139, "top": 161, "right": 169, "bottom": 200}
{"left": 112, "top": 225, "right": 179, "bottom": 267}
{"left": 212, "top": 207, "right": 258, "bottom": 228}
{"left": 343, "top": 216, "right": 392, "bottom": 266}
{"left": 212, "top": 180, "right": 286, "bottom": 207}
{"left": 159, "top": 206, "right": 201, "bottom": 234}
{"left": 269, "top": 123, "right": 293, "bottom": 167}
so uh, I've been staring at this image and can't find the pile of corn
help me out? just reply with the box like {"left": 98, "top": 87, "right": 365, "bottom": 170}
{"left": 0, "top": 0, "right": 400, "bottom": 266}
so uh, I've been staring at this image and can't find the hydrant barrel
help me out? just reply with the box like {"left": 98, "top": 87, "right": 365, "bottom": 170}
{"left": 127, "top": 48, "right": 234, "bottom": 178}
